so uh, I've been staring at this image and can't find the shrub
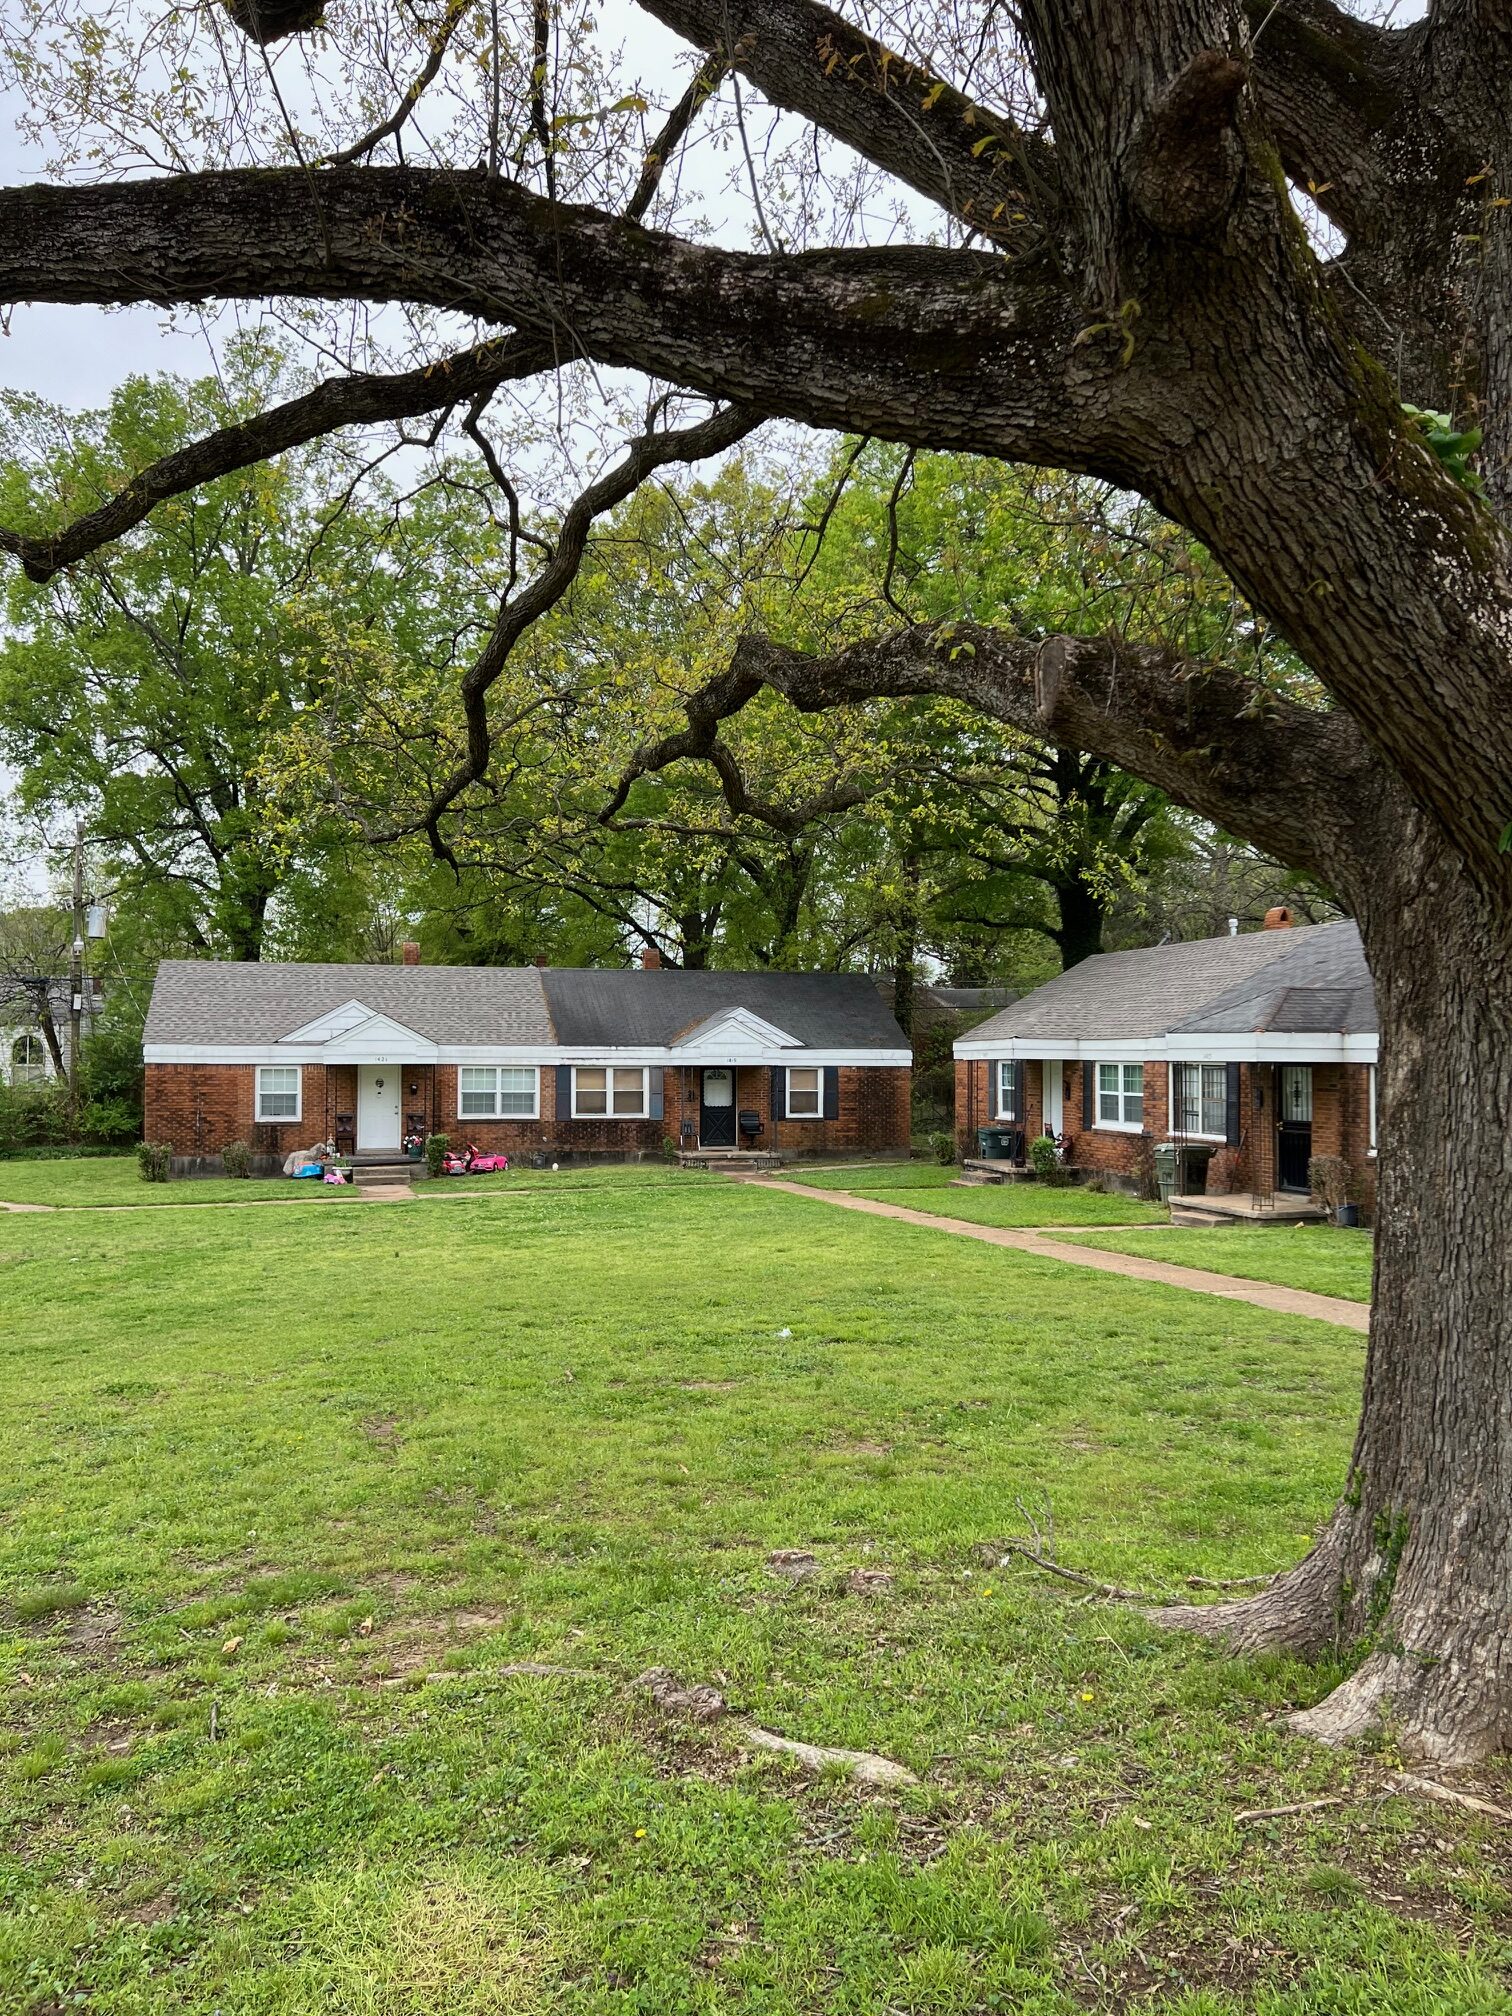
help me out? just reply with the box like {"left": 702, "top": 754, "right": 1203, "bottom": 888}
{"left": 221, "top": 1139, "right": 253, "bottom": 1179}
{"left": 1027, "top": 1134, "right": 1059, "bottom": 1184}
{"left": 1206, "top": 1145, "right": 1243, "bottom": 1195}
{"left": 662, "top": 1135, "right": 679, "bottom": 1161}
{"left": 424, "top": 1132, "right": 449, "bottom": 1178}
{"left": 928, "top": 1130, "right": 955, "bottom": 1166}
{"left": 136, "top": 1140, "right": 172, "bottom": 1183}
{"left": 1129, "top": 1134, "right": 1160, "bottom": 1202}
{"left": 1308, "top": 1153, "right": 1352, "bottom": 1214}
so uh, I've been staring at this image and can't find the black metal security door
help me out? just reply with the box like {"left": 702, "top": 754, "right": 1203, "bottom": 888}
{"left": 1276, "top": 1065, "right": 1314, "bottom": 1191}
{"left": 700, "top": 1067, "right": 737, "bottom": 1146}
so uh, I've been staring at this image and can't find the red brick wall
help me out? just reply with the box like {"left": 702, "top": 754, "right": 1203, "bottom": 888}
{"left": 144, "top": 1059, "right": 912, "bottom": 1164}
{"left": 954, "top": 1057, "right": 1049, "bottom": 1157}
{"left": 144, "top": 1063, "right": 328, "bottom": 1169}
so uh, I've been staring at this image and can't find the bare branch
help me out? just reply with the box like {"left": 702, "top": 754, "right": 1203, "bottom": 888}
{"left": 0, "top": 335, "right": 553, "bottom": 584}
{"left": 318, "top": 1, "right": 472, "bottom": 168}
{"left": 626, "top": 54, "right": 728, "bottom": 223}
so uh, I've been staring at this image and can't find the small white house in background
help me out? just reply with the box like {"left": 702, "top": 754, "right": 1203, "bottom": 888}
{"left": 0, "top": 979, "right": 100, "bottom": 1087}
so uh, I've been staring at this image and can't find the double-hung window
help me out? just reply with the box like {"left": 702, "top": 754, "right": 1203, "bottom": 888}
{"left": 256, "top": 1065, "right": 301, "bottom": 1122}
{"left": 573, "top": 1066, "right": 648, "bottom": 1118}
{"left": 1171, "top": 1062, "right": 1227, "bottom": 1139}
{"left": 786, "top": 1066, "right": 822, "bottom": 1118}
{"left": 1096, "top": 1062, "right": 1144, "bottom": 1130}
{"left": 459, "top": 1066, "right": 538, "bottom": 1119}
{"left": 995, "top": 1061, "right": 1021, "bottom": 1122}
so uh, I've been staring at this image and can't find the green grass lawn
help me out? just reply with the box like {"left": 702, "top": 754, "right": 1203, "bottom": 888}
{"left": 0, "top": 1172, "right": 1503, "bottom": 2014}
{"left": 786, "top": 1161, "right": 1167, "bottom": 1227}
{"left": 1063, "top": 1225, "right": 1376, "bottom": 1304}
{"left": 0, "top": 1156, "right": 704, "bottom": 1210}
{"left": 0, "top": 1155, "right": 359, "bottom": 1208}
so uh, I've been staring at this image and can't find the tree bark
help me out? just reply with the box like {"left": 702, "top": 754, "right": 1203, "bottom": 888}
{"left": 1154, "top": 835, "right": 1512, "bottom": 1761}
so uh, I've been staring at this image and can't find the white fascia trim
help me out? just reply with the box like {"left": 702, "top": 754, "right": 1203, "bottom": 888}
{"left": 955, "top": 1033, "right": 1379, "bottom": 1065}
{"left": 146, "top": 1043, "right": 913, "bottom": 1068}
{"left": 954, "top": 1036, "right": 1151, "bottom": 1062}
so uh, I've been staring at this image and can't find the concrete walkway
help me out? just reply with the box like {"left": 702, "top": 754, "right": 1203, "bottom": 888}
{"left": 748, "top": 1179, "right": 1370, "bottom": 1333}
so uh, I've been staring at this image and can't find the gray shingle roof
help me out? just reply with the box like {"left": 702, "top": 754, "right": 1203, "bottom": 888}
{"left": 542, "top": 967, "right": 906, "bottom": 1049}
{"left": 144, "top": 959, "right": 908, "bottom": 1051}
{"left": 144, "top": 959, "right": 554, "bottom": 1046}
{"left": 964, "top": 922, "right": 1364, "bottom": 1044}
{"left": 1169, "top": 921, "right": 1374, "bottom": 1036}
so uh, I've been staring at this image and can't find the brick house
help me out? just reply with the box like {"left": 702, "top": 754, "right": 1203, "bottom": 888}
{"left": 143, "top": 948, "right": 912, "bottom": 1171}
{"left": 953, "top": 915, "right": 1379, "bottom": 1212}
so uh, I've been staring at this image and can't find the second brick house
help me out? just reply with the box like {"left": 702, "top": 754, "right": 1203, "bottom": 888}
{"left": 954, "top": 915, "right": 1379, "bottom": 1208}
{"left": 143, "top": 950, "right": 912, "bottom": 1169}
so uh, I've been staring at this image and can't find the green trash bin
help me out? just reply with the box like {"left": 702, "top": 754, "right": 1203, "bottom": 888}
{"left": 1153, "top": 1141, "right": 1180, "bottom": 1203}
{"left": 976, "top": 1126, "right": 1013, "bottom": 1161}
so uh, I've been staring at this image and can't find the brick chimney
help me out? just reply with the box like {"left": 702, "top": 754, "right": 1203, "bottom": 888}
{"left": 401, "top": 940, "right": 422, "bottom": 965}
{"left": 533, "top": 955, "right": 549, "bottom": 967}
{"left": 1262, "top": 905, "right": 1294, "bottom": 930}
{"left": 641, "top": 946, "right": 662, "bottom": 969}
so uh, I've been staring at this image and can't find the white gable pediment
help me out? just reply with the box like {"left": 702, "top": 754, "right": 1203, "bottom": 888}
{"left": 673, "top": 1005, "right": 803, "bottom": 1053}
{"left": 281, "top": 998, "right": 380, "bottom": 1043}
{"left": 281, "top": 1003, "right": 437, "bottom": 1060}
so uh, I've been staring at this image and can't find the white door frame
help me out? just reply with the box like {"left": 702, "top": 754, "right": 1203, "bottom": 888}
{"left": 1042, "top": 1058, "right": 1064, "bottom": 1136}
{"left": 356, "top": 1065, "right": 403, "bottom": 1151}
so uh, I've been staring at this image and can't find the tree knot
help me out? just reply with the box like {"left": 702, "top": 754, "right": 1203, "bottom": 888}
{"left": 1125, "top": 50, "right": 1248, "bottom": 238}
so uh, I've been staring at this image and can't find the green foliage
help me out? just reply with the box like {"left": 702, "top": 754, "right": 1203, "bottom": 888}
{"left": 928, "top": 1129, "right": 955, "bottom": 1165}
{"left": 135, "top": 1139, "right": 172, "bottom": 1182}
{"left": 221, "top": 1139, "right": 253, "bottom": 1179}
{"left": 424, "top": 1132, "right": 449, "bottom": 1178}
{"left": 1028, "top": 1133, "right": 1066, "bottom": 1185}
{"left": 1401, "top": 405, "right": 1485, "bottom": 495}
{"left": 0, "top": 1079, "right": 70, "bottom": 1156}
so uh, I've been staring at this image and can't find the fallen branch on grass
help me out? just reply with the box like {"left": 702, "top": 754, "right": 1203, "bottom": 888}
{"left": 1184, "top": 1572, "right": 1279, "bottom": 1591}
{"left": 994, "top": 1541, "right": 1162, "bottom": 1605}
{"left": 634, "top": 1666, "right": 917, "bottom": 1785}
{"left": 1233, "top": 1795, "right": 1343, "bottom": 1824}
{"left": 737, "top": 1724, "right": 918, "bottom": 1786}
{"left": 1387, "top": 1771, "right": 1512, "bottom": 1821}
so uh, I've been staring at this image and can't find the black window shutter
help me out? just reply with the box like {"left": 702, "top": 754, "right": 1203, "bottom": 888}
{"left": 770, "top": 1065, "right": 785, "bottom": 1121}
{"left": 823, "top": 1066, "right": 840, "bottom": 1120}
{"left": 648, "top": 1066, "right": 664, "bottom": 1122}
{"left": 1225, "top": 1061, "right": 1242, "bottom": 1146}
{"left": 1082, "top": 1062, "right": 1095, "bottom": 1130}
{"left": 555, "top": 1063, "right": 572, "bottom": 1118}
{"left": 1013, "top": 1059, "right": 1025, "bottom": 1123}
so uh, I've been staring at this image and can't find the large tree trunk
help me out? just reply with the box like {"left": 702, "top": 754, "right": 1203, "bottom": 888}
{"left": 1158, "top": 843, "right": 1512, "bottom": 1762}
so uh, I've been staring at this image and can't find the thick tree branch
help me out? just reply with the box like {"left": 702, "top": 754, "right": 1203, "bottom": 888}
{"left": 0, "top": 167, "right": 1088, "bottom": 462}
{"left": 616, "top": 623, "right": 1388, "bottom": 884}
{"left": 634, "top": 0, "right": 1059, "bottom": 254}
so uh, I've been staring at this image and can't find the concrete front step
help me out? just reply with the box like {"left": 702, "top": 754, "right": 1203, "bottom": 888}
{"left": 1169, "top": 1192, "right": 1328, "bottom": 1227}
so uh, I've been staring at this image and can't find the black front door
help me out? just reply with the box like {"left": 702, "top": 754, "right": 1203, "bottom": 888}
{"left": 1276, "top": 1065, "right": 1313, "bottom": 1190}
{"left": 700, "top": 1068, "right": 737, "bottom": 1147}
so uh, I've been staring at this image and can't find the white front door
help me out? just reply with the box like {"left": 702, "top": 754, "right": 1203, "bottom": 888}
{"left": 1042, "top": 1059, "right": 1063, "bottom": 1136}
{"left": 357, "top": 1066, "right": 402, "bottom": 1150}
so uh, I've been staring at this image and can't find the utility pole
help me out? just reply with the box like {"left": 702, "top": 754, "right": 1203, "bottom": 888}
{"left": 68, "top": 819, "right": 84, "bottom": 1125}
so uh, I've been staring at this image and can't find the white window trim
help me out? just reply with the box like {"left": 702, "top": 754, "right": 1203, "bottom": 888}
{"left": 457, "top": 1065, "right": 540, "bottom": 1122}
{"left": 1093, "top": 1062, "right": 1145, "bottom": 1133}
{"left": 785, "top": 1065, "right": 824, "bottom": 1120}
{"left": 1368, "top": 1064, "right": 1378, "bottom": 1156}
{"left": 572, "top": 1065, "right": 650, "bottom": 1120}
{"left": 994, "top": 1060, "right": 1021, "bottom": 1123}
{"left": 1168, "top": 1062, "right": 1229, "bottom": 1143}
{"left": 255, "top": 1064, "right": 302, "bottom": 1124}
